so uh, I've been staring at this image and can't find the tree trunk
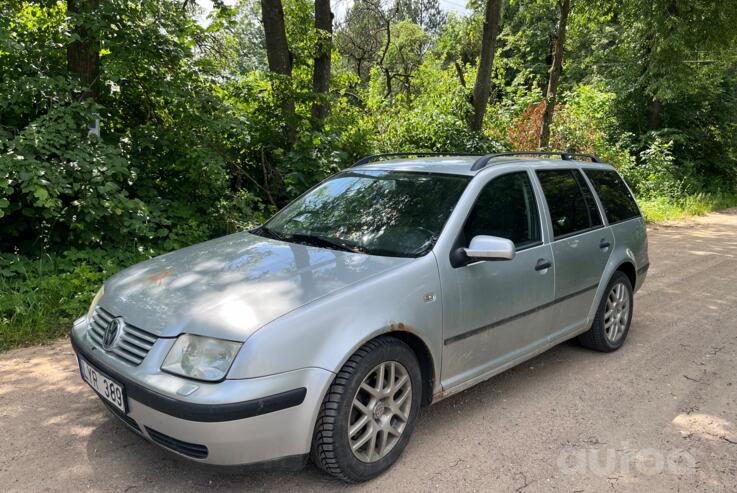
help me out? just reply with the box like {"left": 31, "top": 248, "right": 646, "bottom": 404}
{"left": 454, "top": 61, "right": 466, "bottom": 88}
{"left": 539, "top": 0, "right": 571, "bottom": 149}
{"left": 311, "top": 0, "right": 333, "bottom": 123}
{"left": 261, "top": 0, "right": 296, "bottom": 144}
{"left": 378, "top": 16, "right": 393, "bottom": 98}
{"left": 469, "top": 0, "right": 502, "bottom": 132}
{"left": 646, "top": 96, "right": 662, "bottom": 130}
{"left": 67, "top": 0, "right": 100, "bottom": 102}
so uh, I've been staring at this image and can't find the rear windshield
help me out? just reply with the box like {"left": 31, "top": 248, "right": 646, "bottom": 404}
{"left": 583, "top": 169, "right": 640, "bottom": 224}
{"left": 258, "top": 170, "right": 470, "bottom": 257}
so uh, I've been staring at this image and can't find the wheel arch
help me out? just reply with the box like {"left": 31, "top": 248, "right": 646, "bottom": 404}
{"left": 329, "top": 327, "right": 438, "bottom": 408}
{"left": 615, "top": 260, "right": 636, "bottom": 288}
{"left": 586, "top": 258, "right": 637, "bottom": 329}
{"left": 380, "top": 330, "right": 435, "bottom": 407}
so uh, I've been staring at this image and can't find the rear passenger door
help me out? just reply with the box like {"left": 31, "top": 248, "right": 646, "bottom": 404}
{"left": 535, "top": 169, "right": 614, "bottom": 339}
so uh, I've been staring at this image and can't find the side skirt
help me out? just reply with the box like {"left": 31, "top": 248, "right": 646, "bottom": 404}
{"left": 432, "top": 328, "right": 586, "bottom": 404}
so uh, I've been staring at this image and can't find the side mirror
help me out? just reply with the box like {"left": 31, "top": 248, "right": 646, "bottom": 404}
{"left": 464, "top": 235, "right": 516, "bottom": 261}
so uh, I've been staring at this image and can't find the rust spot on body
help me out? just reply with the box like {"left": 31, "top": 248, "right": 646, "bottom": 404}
{"left": 432, "top": 389, "right": 446, "bottom": 403}
{"left": 146, "top": 270, "right": 170, "bottom": 286}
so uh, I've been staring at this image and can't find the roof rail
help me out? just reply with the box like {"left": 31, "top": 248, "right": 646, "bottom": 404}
{"left": 471, "top": 151, "right": 600, "bottom": 171}
{"left": 352, "top": 152, "right": 478, "bottom": 167}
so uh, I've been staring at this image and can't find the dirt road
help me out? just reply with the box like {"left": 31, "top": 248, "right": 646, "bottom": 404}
{"left": 2, "top": 210, "right": 737, "bottom": 492}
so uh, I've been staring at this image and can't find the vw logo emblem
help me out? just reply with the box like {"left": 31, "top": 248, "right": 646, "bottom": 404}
{"left": 102, "top": 317, "right": 123, "bottom": 350}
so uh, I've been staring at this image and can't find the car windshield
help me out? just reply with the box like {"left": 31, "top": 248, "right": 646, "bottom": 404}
{"left": 255, "top": 170, "right": 470, "bottom": 257}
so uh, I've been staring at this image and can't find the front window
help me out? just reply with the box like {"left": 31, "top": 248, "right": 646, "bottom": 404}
{"left": 255, "top": 170, "right": 470, "bottom": 257}
{"left": 462, "top": 171, "right": 542, "bottom": 249}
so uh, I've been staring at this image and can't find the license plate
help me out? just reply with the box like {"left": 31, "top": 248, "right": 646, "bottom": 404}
{"left": 78, "top": 356, "right": 128, "bottom": 413}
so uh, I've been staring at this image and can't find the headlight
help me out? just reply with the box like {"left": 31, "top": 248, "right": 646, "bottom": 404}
{"left": 87, "top": 286, "right": 104, "bottom": 321}
{"left": 161, "top": 334, "right": 242, "bottom": 382}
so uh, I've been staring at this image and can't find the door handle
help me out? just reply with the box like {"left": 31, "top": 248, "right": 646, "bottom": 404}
{"left": 600, "top": 238, "right": 611, "bottom": 249}
{"left": 535, "top": 259, "right": 552, "bottom": 271}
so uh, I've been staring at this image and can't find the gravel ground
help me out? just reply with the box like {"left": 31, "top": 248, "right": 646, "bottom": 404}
{"left": 2, "top": 209, "right": 737, "bottom": 492}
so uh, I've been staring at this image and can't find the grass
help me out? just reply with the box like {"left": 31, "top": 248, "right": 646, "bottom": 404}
{"left": 0, "top": 249, "right": 144, "bottom": 351}
{"left": 0, "top": 261, "right": 99, "bottom": 351}
{"left": 638, "top": 192, "right": 737, "bottom": 223}
{"left": 2, "top": 191, "right": 737, "bottom": 352}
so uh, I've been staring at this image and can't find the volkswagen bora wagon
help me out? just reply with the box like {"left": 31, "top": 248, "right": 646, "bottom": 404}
{"left": 71, "top": 151, "right": 649, "bottom": 482}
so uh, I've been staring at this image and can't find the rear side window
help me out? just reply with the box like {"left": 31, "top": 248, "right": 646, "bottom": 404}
{"left": 584, "top": 169, "right": 641, "bottom": 223}
{"left": 536, "top": 169, "right": 603, "bottom": 239}
{"left": 463, "top": 172, "right": 541, "bottom": 249}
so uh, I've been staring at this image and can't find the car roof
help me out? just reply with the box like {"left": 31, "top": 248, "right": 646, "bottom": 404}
{"left": 352, "top": 155, "right": 616, "bottom": 176}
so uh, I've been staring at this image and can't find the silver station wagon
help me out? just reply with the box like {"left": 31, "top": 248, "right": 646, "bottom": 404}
{"left": 71, "top": 151, "right": 649, "bottom": 482}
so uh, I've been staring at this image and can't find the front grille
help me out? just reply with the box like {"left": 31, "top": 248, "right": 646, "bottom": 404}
{"left": 88, "top": 307, "right": 158, "bottom": 366}
{"left": 145, "top": 427, "right": 209, "bottom": 459}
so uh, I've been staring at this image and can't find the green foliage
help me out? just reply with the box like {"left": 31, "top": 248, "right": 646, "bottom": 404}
{"left": 366, "top": 57, "right": 500, "bottom": 152}
{"left": 394, "top": 0, "right": 446, "bottom": 35}
{"left": 620, "top": 0, "right": 737, "bottom": 103}
{"left": 382, "top": 20, "right": 431, "bottom": 100}
{"left": 638, "top": 192, "right": 737, "bottom": 224}
{"left": 618, "top": 138, "right": 685, "bottom": 199}
{"left": 551, "top": 84, "right": 617, "bottom": 152}
{"left": 0, "top": 0, "right": 247, "bottom": 254}
{"left": 433, "top": 12, "right": 482, "bottom": 67}
{"left": 0, "top": 248, "right": 147, "bottom": 350}
{"left": 334, "top": 0, "right": 386, "bottom": 82}
{"left": 496, "top": 0, "right": 558, "bottom": 88}
{"left": 0, "top": 102, "right": 154, "bottom": 251}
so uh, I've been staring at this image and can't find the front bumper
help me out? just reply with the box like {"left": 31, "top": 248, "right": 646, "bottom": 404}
{"left": 70, "top": 322, "right": 334, "bottom": 466}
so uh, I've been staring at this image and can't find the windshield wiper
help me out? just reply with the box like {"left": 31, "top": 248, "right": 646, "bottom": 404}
{"left": 285, "top": 233, "right": 364, "bottom": 254}
{"left": 252, "top": 226, "right": 285, "bottom": 241}
{"left": 255, "top": 228, "right": 409, "bottom": 256}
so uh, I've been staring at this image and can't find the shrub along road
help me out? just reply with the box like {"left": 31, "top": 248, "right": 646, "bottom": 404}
{"left": 1, "top": 210, "right": 736, "bottom": 492}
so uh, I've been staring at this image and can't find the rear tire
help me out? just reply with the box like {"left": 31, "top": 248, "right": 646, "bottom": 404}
{"left": 311, "top": 336, "right": 422, "bottom": 483}
{"left": 578, "top": 271, "right": 634, "bottom": 352}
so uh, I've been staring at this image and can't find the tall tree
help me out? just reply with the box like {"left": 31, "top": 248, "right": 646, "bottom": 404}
{"left": 394, "top": 0, "right": 447, "bottom": 35}
{"left": 311, "top": 0, "right": 333, "bottom": 122}
{"left": 619, "top": 0, "right": 737, "bottom": 132}
{"left": 469, "top": 0, "right": 502, "bottom": 132}
{"left": 539, "top": 0, "right": 571, "bottom": 149}
{"left": 366, "top": 0, "right": 402, "bottom": 99}
{"left": 67, "top": 0, "right": 100, "bottom": 102}
{"left": 334, "top": 0, "right": 385, "bottom": 83}
{"left": 384, "top": 21, "right": 431, "bottom": 103}
{"left": 261, "top": 0, "right": 296, "bottom": 143}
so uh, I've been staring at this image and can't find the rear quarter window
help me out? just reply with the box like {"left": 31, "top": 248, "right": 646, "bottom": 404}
{"left": 584, "top": 169, "right": 641, "bottom": 223}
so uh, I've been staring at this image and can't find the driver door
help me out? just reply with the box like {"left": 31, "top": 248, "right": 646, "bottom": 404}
{"left": 440, "top": 171, "right": 555, "bottom": 390}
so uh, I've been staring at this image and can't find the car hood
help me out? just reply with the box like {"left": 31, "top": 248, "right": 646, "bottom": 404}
{"left": 101, "top": 232, "right": 414, "bottom": 341}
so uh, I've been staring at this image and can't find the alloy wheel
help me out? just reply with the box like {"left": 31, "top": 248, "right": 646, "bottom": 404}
{"left": 348, "top": 361, "right": 412, "bottom": 463}
{"left": 604, "top": 282, "right": 630, "bottom": 343}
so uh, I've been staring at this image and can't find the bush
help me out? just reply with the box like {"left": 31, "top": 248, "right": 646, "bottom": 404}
{"left": 618, "top": 137, "right": 689, "bottom": 200}
{"left": 502, "top": 83, "right": 617, "bottom": 154}
{"left": 0, "top": 102, "right": 158, "bottom": 252}
{"left": 365, "top": 57, "right": 502, "bottom": 153}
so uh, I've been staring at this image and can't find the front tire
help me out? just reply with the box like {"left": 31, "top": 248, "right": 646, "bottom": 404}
{"left": 578, "top": 271, "right": 634, "bottom": 352}
{"left": 311, "top": 336, "right": 422, "bottom": 483}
